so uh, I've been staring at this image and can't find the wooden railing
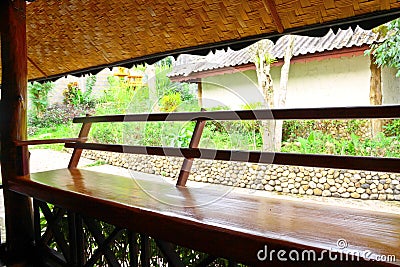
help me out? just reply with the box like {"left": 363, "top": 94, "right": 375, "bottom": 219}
{"left": 67, "top": 105, "right": 400, "bottom": 177}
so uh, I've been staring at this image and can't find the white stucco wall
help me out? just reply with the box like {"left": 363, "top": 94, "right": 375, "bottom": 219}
{"left": 202, "top": 70, "right": 262, "bottom": 109}
{"left": 382, "top": 67, "right": 400, "bottom": 104}
{"left": 202, "top": 55, "right": 400, "bottom": 109}
{"left": 272, "top": 55, "right": 371, "bottom": 108}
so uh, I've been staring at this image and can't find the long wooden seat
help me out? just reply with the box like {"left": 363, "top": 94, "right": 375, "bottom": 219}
{"left": 11, "top": 107, "right": 400, "bottom": 266}
{"left": 9, "top": 168, "right": 400, "bottom": 266}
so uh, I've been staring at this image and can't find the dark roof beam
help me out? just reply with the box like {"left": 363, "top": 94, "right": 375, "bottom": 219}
{"left": 262, "top": 0, "right": 284, "bottom": 33}
{"left": 28, "top": 56, "right": 47, "bottom": 78}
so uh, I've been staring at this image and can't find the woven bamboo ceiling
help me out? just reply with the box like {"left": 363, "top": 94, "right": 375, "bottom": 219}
{"left": 1, "top": 0, "right": 400, "bottom": 83}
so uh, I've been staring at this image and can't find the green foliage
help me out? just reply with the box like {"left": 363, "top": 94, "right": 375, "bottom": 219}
{"left": 28, "top": 104, "right": 92, "bottom": 134}
{"left": 160, "top": 92, "right": 182, "bottom": 112}
{"left": 282, "top": 130, "right": 400, "bottom": 158}
{"left": 28, "top": 123, "right": 81, "bottom": 150}
{"left": 99, "top": 76, "right": 150, "bottom": 114}
{"left": 282, "top": 119, "right": 366, "bottom": 142}
{"left": 63, "top": 82, "right": 81, "bottom": 106}
{"left": 63, "top": 79, "right": 97, "bottom": 108}
{"left": 28, "top": 81, "right": 54, "bottom": 117}
{"left": 85, "top": 160, "right": 107, "bottom": 167}
{"left": 366, "top": 18, "right": 400, "bottom": 76}
{"left": 141, "top": 122, "right": 164, "bottom": 146}
{"left": 384, "top": 119, "right": 400, "bottom": 137}
{"left": 155, "top": 63, "right": 195, "bottom": 102}
{"left": 83, "top": 75, "right": 97, "bottom": 107}
{"left": 90, "top": 123, "right": 124, "bottom": 144}
{"left": 282, "top": 120, "right": 314, "bottom": 141}
{"left": 262, "top": 53, "right": 277, "bottom": 65}
{"left": 176, "top": 100, "right": 201, "bottom": 112}
{"left": 155, "top": 64, "right": 178, "bottom": 98}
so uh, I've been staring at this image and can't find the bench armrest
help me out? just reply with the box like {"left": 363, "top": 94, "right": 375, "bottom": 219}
{"left": 15, "top": 138, "right": 86, "bottom": 146}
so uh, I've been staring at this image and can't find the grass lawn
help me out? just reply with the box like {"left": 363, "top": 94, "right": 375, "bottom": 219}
{"left": 28, "top": 123, "right": 81, "bottom": 151}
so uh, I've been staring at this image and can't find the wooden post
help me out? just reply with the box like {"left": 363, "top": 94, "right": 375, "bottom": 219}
{"left": 68, "top": 117, "right": 92, "bottom": 169}
{"left": 0, "top": 0, "right": 34, "bottom": 264}
{"left": 176, "top": 119, "right": 206, "bottom": 186}
{"left": 369, "top": 54, "right": 383, "bottom": 137}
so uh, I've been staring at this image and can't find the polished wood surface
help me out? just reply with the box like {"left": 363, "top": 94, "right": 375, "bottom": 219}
{"left": 10, "top": 169, "right": 400, "bottom": 266}
{"left": 73, "top": 105, "right": 400, "bottom": 123}
{"left": 65, "top": 143, "right": 400, "bottom": 173}
{"left": 15, "top": 138, "right": 85, "bottom": 146}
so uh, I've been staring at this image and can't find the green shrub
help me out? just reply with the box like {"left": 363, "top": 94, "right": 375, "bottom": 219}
{"left": 63, "top": 79, "right": 97, "bottom": 108}
{"left": 28, "top": 104, "right": 93, "bottom": 135}
{"left": 282, "top": 119, "right": 368, "bottom": 142}
{"left": 160, "top": 92, "right": 182, "bottom": 112}
{"left": 28, "top": 81, "right": 54, "bottom": 118}
{"left": 282, "top": 130, "right": 400, "bottom": 157}
{"left": 90, "top": 123, "right": 124, "bottom": 144}
{"left": 99, "top": 76, "right": 150, "bottom": 114}
{"left": 384, "top": 119, "right": 400, "bottom": 137}
{"left": 63, "top": 82, "right": 81, "bottom": 106}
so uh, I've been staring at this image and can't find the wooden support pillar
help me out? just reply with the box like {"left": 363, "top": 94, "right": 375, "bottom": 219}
{"left": 0, "top": 0, "right": 34, "bottom": 264}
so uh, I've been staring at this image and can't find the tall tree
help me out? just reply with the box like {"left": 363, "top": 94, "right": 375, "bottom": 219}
{"left": 275, "top": 35, "right": 295, "bottom": 151}
{"left": 249, "top": 40, "right": 276, "bottom": 151}
{"left": 366, "top": 18, "right": 399, "bottom": 136}
{"left": 369, "top": 54, "right": 383, "bottom": 137}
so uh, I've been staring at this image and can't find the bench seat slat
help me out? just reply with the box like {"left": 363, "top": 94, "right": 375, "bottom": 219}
{"left": 9, "top": 169, "right": 400, "bottom": 266}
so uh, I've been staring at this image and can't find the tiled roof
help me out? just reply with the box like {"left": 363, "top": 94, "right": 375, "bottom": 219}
{"left": 168, "top": 26, "right": 382, "bottom": 78}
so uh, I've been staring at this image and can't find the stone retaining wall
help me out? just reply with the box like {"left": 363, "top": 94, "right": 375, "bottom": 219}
{"left": 82, "top": 150, "right": 400, "bottom": 201}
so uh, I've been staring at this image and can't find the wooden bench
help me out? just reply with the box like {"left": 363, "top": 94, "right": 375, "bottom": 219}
{"left": 10, "top": 106, "right": 400, "bottom": 266}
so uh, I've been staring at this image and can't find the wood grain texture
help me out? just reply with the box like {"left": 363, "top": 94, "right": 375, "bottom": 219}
{"left": 15, "top": 138, "right": 85, "bottom": 146}
{"left": 9, "top": 169, "right": 400, "bottom": 266}
{"left": 0, "top": 0, "right": 34, "bottom": 263}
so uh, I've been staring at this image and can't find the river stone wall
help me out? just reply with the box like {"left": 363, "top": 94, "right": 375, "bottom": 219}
{"left": 81, "top": 150, "right": 400, "bottom": 201}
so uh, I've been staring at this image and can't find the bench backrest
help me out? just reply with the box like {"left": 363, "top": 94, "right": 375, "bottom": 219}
{"left": 63, "top": 105, "right": 400, "bottom": 187}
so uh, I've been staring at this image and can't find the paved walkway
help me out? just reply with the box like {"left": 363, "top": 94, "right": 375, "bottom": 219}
{"left": 1, "top": 149, "right": 399, "bottom": 242}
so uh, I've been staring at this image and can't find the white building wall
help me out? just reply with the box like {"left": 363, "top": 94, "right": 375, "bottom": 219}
{"left": 202, "top": 70, "right": 262, "bottom": 109}
{"left": 202, "top": 55, "right": 400, "bottom": 109}
{"left": 272, "top": 55, "right": 371, "bottom": 108}
{"left": 382, "top": 67, "right": 400, "bottom": 104}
